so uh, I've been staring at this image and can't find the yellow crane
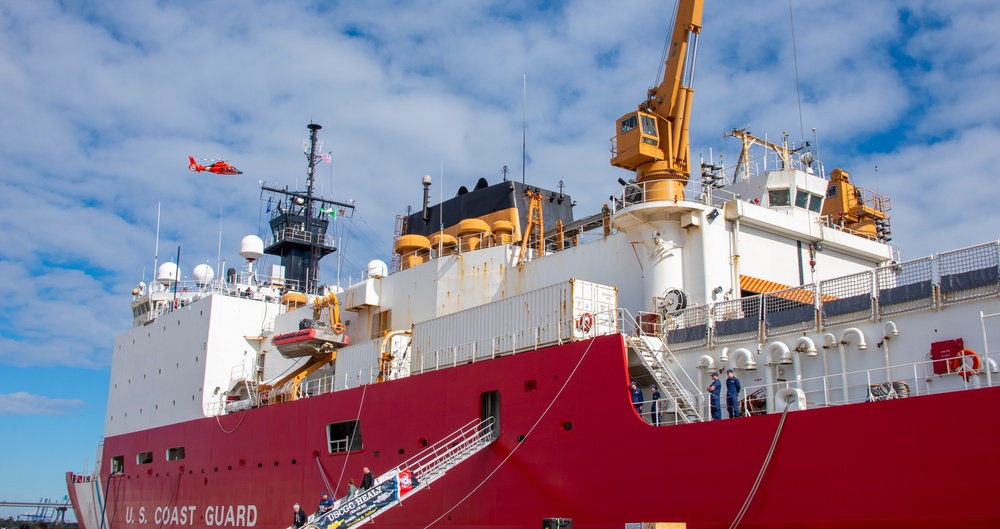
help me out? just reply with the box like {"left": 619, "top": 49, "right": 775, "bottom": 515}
{"left": 611, "top": 0, "right": 703, "bottom": 202}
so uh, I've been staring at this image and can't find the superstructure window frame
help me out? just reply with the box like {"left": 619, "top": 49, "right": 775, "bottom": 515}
{"left": 136, "top": 451, "right": 153, "bottom": 465}
{"left": 768, "top": 189, "right": 790, "bottom": 207}
{"left": 794, "top": 188, "right": 809, "bottom": 209}
{"left": 808, "top": 193, "right": 824, "bottom": 212}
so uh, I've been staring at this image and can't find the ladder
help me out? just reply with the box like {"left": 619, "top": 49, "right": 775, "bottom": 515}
{"left": 305, "top": 416, "right": 498, "bottom": 528}
{"left": 628, "top": 334, "right": 703, "bottom": 424}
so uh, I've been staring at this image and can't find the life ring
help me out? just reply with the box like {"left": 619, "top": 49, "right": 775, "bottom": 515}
{"left": 948, "top": 349, "right": 981, "bottom": 381}
{"left": 332, "top": 322, "right": 346, "bottom": 334}
{"left": 576, "top": 312, "right": 594, "bottom": 333}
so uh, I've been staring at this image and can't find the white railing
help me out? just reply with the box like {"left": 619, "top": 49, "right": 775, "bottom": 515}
{"left": 734, "top": 352, "right": 999, "bottom": 417}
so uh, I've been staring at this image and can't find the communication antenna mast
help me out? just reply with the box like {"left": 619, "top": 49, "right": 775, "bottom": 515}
{"left": 304, "top": 123, "right": 322, "bottom": 290}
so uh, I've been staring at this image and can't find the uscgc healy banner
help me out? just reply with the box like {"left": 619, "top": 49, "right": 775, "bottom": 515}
{"left": 309, "top": 472, "right": 415, "bottom": 529}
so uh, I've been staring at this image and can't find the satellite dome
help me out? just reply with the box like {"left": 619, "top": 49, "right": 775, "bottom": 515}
{"left": 240, "top": 235, "right": 264, "bottom": 261}
{"left": 193, "top": 264, "right": 215, "bottom": 286}
{"left": 366, "top": 260, "right": 388, "bottom": 279}
{"left": 156, "top": 262, "right": 180, "bottom": 285}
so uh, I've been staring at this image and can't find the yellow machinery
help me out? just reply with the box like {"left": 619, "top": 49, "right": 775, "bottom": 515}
{"left": 821, "top": 168, "right": 891, "bottom": 239}
{"left": 611, "top": 0, "right": 703, "bottom": 201}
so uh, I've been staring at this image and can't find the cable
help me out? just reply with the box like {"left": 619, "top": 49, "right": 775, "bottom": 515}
{"left": 334, "top": 384, "right": 369, "bottom": 493}
{"left": 214, "top": 408, "right": 250, "bottom": 434}
{"left": 98, "top": 472, "right": 115, "bottom": 529}
{"left": 654, "top": 0, "right": 680, "bottom": 90}
{"left": 728, "top": 404, "right": 791, "bottom": 528}
{"left": 420, "top": 337, "right": 599, "bottom": 529}
{"left": 314, "top": 456, "right": 335, "bottom": 504}
{"left": 155, "top": 469, "right": 185, "bottom": 529}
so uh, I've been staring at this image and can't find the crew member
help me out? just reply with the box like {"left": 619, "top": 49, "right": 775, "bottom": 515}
{"left": 707, "top": 372, "right": 722, "bottom": 420}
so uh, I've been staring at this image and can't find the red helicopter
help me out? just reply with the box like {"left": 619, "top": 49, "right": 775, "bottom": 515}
{"left": 188, "top": 156, "right": 243, "bottom": 175}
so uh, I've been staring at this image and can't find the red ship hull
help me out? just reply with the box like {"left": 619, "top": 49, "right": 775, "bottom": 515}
{"left": 73, "top": 334, "right": 1000, "bottom": 528}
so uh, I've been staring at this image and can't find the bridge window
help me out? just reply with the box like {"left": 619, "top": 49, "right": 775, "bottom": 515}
{"left": 136, "top": 451, "right": 153, "bottom": 465}
{"left": 768, "top": 189, "right": 790, "bottom": 207}
{"left": 795, "top": 188, "right": 809, "bottom": 209}
{"left": 327, "top": 420, "right": 363, "bottom": 453}
{"left": 808, "top": 193, "right": 824, "bottom": 212}
{"left": 620, "top": 114, "right": 639, "bottom": 134}
{"left": 167, "top": 446, "right": 186, "bottom": 461}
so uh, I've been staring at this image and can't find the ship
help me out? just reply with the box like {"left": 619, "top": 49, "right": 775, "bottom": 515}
{"left": 66, "top": 2, "right": 1000, "bottom": 528}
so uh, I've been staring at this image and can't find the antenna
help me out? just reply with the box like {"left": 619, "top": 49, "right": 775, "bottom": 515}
{"left": 153, "top": 202, "right": 161, "bottom": 285}
{"left": 217, "top": 199, "right": 223, "bottom": 291}
{"left": 788, "top": 0, "right": 806, "bottom": 144}
{"left": 522, "top": 74, "right": 527, "bottom": 184}
{"left": 304, "top": 123, "right": 322, "bottom": 292}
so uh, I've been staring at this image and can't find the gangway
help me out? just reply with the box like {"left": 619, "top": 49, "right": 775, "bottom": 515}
{"left": 304, "top": 416, "right": 498, "bottom": 528}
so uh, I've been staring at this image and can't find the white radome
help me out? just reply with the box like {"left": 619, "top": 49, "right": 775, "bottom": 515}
{"left": 193, "top": 264, "right": 215, "bottom": 286}
{"left": 240, "top": 235, "right": 264, "bottom": 261}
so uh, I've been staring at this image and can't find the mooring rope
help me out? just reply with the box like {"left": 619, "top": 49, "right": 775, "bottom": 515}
{"left": 729, "top": 404, "right": 791, "bottom": 528}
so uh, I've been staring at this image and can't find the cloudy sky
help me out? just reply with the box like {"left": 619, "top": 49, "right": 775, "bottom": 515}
{"left": 2, "top": 0, "right": 999, "bottom": 518}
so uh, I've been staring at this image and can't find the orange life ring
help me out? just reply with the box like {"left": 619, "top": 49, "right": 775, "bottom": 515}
{"left": 948, "top": 349, "right": 981, "bottom": 381}
{"left": 576, "top": 312, "right": 594, "bottom": 333}
{"left": 332, "top": 322, "right": 346, "bottom": 334}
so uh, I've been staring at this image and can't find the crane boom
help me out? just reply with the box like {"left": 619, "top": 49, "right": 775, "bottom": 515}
{"left": 610, "top": 0, "right": 703, "bottom": 201}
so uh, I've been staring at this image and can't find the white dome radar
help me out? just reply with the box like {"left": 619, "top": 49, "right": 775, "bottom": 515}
{"left": 193, "top": 264, "right": 215, "bottom": 286}
{"left": 240, "top": 235, "right": 264, "bottom": 262}
{"left": 367, "top": 260, "right": 388, "bottom": 279}
{"left": 156, "top": 262, "right": 180, "bottom": 285}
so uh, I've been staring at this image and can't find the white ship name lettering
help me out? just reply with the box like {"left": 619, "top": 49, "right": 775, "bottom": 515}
{"left": 153, "top": 505, "right": 197, "bottom": 526}
{"left": 205, "top": 505, "right": 257, "bottom": 527}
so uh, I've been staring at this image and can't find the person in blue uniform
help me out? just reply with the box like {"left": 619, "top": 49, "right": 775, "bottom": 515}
{"left": 707, "top": 372, "right": 722, "bottom": 420}
{"left": 630, "top": 380, "right": 643, "bottom": 414}
{"left": 317, "top": 491, "right": 333, "bottom": 515}
{"left": 725, "top": 369, "right": 742, "bottom": 418}
{"left": 650, "top": 384, "right": 662, "bottom": 426}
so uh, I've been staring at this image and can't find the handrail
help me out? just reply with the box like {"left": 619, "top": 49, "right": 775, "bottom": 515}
{"left": 735, "top": 352, "right": 998, "bottom": 416}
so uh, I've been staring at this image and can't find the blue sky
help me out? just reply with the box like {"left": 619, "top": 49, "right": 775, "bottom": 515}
{"left": 2, "top": 0, "right": 1000, "bottom": 520}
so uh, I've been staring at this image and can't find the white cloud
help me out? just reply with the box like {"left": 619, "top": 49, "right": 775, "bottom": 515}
{"left": 0, "top": 0, "right": 998, "bottom": 372}
{"left": 0, "top": 392, "right": 85, "bottom": 416}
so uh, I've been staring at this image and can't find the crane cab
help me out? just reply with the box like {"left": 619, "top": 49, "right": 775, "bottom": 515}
{"left": 611, "top": 111, "right": 661, "bottom": 171}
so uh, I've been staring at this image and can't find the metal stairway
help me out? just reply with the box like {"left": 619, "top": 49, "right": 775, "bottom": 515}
{"left": 306, "top": 416, "right": 498, "bottom": 528}
{"left": 628, "top": 334, "right": 703, "bottom": 423}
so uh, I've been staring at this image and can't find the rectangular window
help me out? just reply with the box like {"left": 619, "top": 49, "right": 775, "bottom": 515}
{"left": 767, "top": 189, "right": 790, "bottom": 207}
{"left": 327, "top": 420, "right": 363, "bottom": 453}
{"left": 111, "top": 455, "right": 125, "bottom": 474}
{"left": 136, "top": 451, "right": 153, "bottom": 465}
{"left": 794, "top": 188, "right": 809, "bottom": 209}
{"left": 167, "top": 447, "right": 186, "bottom": 461}
{"left": 640, "top": 115, "right": 658, "bottom": 137}
{"left": 620, "top": 114, "right": 639, "bottom": 134}
{"left": 826, "top": 185, "right": 838, "bottom": 198}
{"left": 808, "top": 193, "right": 824, "bottom": 213}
